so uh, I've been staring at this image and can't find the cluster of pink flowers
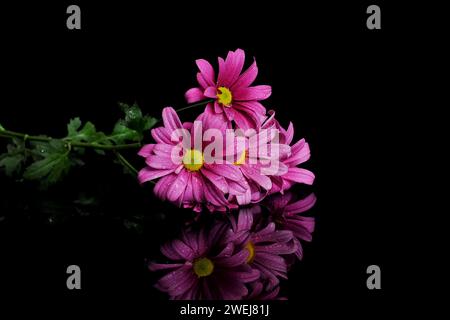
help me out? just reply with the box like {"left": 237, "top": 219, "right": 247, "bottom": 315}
{"left": 149, "top": 192, "right": 316, "bottom": 300}
{"left": 138, "top": 49, "right": 315, "bottom": 212}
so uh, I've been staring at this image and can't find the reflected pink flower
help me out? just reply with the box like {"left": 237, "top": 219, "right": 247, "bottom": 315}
{"left": 138, "top": 107, "right": 248, "bottom": 212}
{"left": 265, "top": 192, "right": 316, "bottom": 260}
{"left": 185, "top": 49, "right": 271, "bottom": 130}
{"left": 230, "top": 207, "right": 297, "bottom": 290}
{"left": 149, "top": 221, "right": 260, "bottom": 300}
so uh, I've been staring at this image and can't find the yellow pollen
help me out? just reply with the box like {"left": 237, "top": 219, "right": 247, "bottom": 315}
{"left": 193, "top": 257, "right": 214, "bottom": 277}
{"left": 234, "top": 149, "right": 246, "bottom": 165}
{"left": 217, "top": 87, "right": 233, "bottom": 107}
{"left": 245, "top": 241, "right": 256, "bottom": 263}
{"left": 182, "top": 149, "right": 203, "bottom": 171}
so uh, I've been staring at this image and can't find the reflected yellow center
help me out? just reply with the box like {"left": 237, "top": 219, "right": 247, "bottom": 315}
{"left": 217, "top": 86, "right": 233, "bottom": 107}
{"left": 193, "top": 257, "right": 214, "bottom": 277}
{"left": 182, "top": 149, "right": 203, "bottom": 171}
{"left": 245, "top": 241, "right": 256, "bottom": 263}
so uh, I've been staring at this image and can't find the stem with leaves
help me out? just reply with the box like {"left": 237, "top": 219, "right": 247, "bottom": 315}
{"left": 0, "top": 99, "right": 212, "bottom": 187}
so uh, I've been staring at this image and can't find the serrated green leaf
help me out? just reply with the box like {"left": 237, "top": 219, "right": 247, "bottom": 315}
{"left": 117, "top": 102, "right": 157, "bottom": 140}
{"left": 142, "top": 115, "right": 158, "bottom": 131}
{"left": 0, "top": 154, "right": 25, "bottom": 176}
{"left": 67, "top": 118, "right": 82, "bottom": 136}
{"left": 30, "top": 139, "right": 66, "bottom": 159}
{"left": 23, "top": 152, "right": 70, "bottom": 186}
{"left": 0, "top": 139, "right": 27, "bottom": 176}
{"left": 109, "top": 123, "right": 140, "bottom": 144}
{"left": 67, "top": 118, "right": 97, "bottom": 142}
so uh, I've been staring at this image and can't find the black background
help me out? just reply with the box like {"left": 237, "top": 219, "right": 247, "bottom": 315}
{"left": 0, "top": 1, "right": 433, "bottom": 318}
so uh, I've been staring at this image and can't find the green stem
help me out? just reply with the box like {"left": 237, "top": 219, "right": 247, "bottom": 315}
{"left": 0, "top": 99, "right": 214, "bottom": 150}
{"left": 0, "top": 130, "right": 141, "bottom": 150}
{"left": 174, "top": 99, "right": 214, "bottom": 113}
{"left": 114, "top": 151, "right": 138, "bottom": 175}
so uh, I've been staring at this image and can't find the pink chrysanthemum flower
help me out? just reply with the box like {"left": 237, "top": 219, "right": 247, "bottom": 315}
{"left": 138, "top": 107, "right": 248, "bottom": 212}
{"left": 262, "top": 111, "right": 315, "bottom": 194}
{"left": 229, "top": 130, "right": 291, "bottom": 205}
{"left": 265, "top": 192, "right": 316, "bottom": 260}
{"left": 185, "top": 49, "right": 271, "bottom": 130}
{"left": 230, "top": 207, "right": 297, "bottom": 289}
{"left": 149, "top": 221, "right": 260, "bottom": 300}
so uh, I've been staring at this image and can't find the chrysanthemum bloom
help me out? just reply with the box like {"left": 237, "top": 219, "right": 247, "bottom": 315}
{"left": 229, "top": 207, "right": 297, "bottom": 289}
{"left": 185, "top": 49, "right": 271, "bottom": 130}
{"left": 149, "top": 221, "right": 260, "bottom": 300}
{"left": 265, "top": 192, "right": 316, "bottom": 260}
{"left": 262, "top": 111, "right": 315, "bottom": 194}
{"left": 229, "top": 129, "right": 291, "bottom": 205}
{"left": 138, "top": 107, "right": 249, "bottom": 212}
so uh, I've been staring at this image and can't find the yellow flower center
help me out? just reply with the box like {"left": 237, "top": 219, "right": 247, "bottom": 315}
{"left": 217, "top": 86, "right": 233, "bottom": 107}
{"left": 182, "top": 149, "right": 203, "bottom": 171}
{"left": 193, "top": 257, "right": 214, "bottom": 277}
{"left": 245, "top": 241, "right": 256, "bottom": 263}
{"left": 234, "top": 149, "right": 246, "bottom": 165}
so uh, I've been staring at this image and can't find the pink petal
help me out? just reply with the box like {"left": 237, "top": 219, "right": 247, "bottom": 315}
{"left": 201, "top": 167, "right": 229, "bottom": 194}
{"left": 231, "top": 59, "right": 258, "bottom": 90}
{"left": 166, "top": 170, "right": 189, "bottom": 202}
{"left": 137, "top": 144, "right": 155, "bottom": 157}
{"left": 227, "top": 179, "right": 249, "bottom": 196}
{"left": 204, "top": 163, "right": 243, "bottom": 182}
{"left": 204, "top": 86, "right": 217, "bottom": 98}
{"left": 285, "top": 139, "right": 311, "bottom": 166}
{"left": 215, "top": 250, "right": 249, "bottom": 267}
{"left": 234, "top": 85, "right": 272, "bottom": 101}
{"left": 284, "top": 193, "right": 317, "bottom": 215}
{"left": 157, "top": 265, "right": 193, "bottom": 289}
{"left": 138, "top": 167, "right": 174, "bottom": 184}
{"left": 227, "top": 49, "right": 246, "bottom": 87}
{"left": 284, "top": 122, "right": 294, "bottom": 145}
{"left": 145, "top": 154, "right": 178, "bottom": 170}
{"left": 185, "top": 87, "right": 204, "bottom": 103}
{"left": 234, "top": 101, "right": 267, "bottom": 121}
{"left": 195, "top": 59, "right": 216, "bottom": 86}
{"left": 203, "top": 181, "right": 229, "bottom": 206}
{"left": 162, "top": 107, "right": 183, "bottom": 133}
{"left": 233, "top": 108, "right": 257, "bottom": 131}
{"left": 254, "top": 253, "right": 287, "bottom": 273}
{"left": 217, "top": 57, "right": 227, "bottom": 86}
{"left": 283, "top": 167, "right": 315, "bottom": 185}
{"left": 191, "top": 172, "right": 205, "bottom": 203}
{"left": 241, "top": 165, "right": 272, "bottom": 190}
{"left": 153, "top": 173, "right": 177, "bottom": 200}
{"left": 196, "top": 72, "right": 210, "bottom": 89}
{"left": 148, "top": 262, "right": 184, "bottom": 271}
{"left": 151, "top": 127, "right": 172, "bottom": 145}
{"left": 213, "top": 100, "right": 223, "bottom": 114}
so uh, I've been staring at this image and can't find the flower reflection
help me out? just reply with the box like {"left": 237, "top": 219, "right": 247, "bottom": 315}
{"left": 149, "top": 191, "right": 316, "bottom": 300}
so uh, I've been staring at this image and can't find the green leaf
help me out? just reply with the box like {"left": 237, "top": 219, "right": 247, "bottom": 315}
{"left": 67, "top": 117, "right": 82, "bottom": 136}
{"left": 30, "top": 139, "right": 66, "bottom": 159}
{"left": 0, "top": 123, "right": 5, "bottom": 131}
{"left": 23, "top": 152, "right": 71, "bottom": 187}
{"left": 117, "top": 102, "right": 157, "bottom": 140}
{"left": 67, "top": 118, "right": 97, "bottom": 142}
{"left": 109, "top": 123, "right": 140, "bottom": 144}
{"left": 0, "top": 154, "right": 25, "bottom": 176}
{"left": 0, "top": 139, "right": 27, "bottom": 176}
{"left": 142, "top": 115, "right": 158, "bottom": 131}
